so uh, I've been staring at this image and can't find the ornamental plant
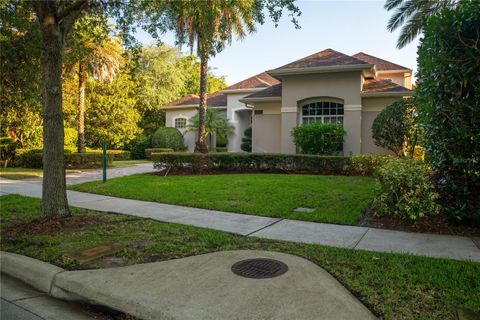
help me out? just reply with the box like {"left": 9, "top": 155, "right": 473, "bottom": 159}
{"left": 372, "top": 158, "right": 440, "bottom": 220}
{"left": 292, "top": 123, "right": 346, "bottom": 155}
{"left": 416, "top": 0, "right": 480, "bottom": 224}
{"left": 152, "top": 127, "right": 186, "bottom": 151}
{"left": 372, "top": 98, "right": 418, "bottom": 158}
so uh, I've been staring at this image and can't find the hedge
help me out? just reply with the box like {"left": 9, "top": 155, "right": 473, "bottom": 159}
{"left": 15, "top": 149, "right": 114, "bottom": 169}
{"left": 145, "top": 148, "right": 174, "bottom": 159}
{"left": 152, "top": 152, "right": 395, "bottom": 175}
{"left": 152, "top": 152, "right": 350, "bottom": 174}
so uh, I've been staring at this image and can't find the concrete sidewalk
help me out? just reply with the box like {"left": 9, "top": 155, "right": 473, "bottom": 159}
{"left": 1, "top": 275, "right": 97, "bottom": 320}
{"left": 1, "top": 178, "right": 479, "bottom": 262}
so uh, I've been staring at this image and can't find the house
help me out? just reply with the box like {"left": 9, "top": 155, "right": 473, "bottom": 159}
{"left": 162, "top": 49, "right": 413, "bottom": 154}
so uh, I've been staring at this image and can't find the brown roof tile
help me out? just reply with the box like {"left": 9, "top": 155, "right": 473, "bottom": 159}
{"left": 353, "top": 52, "right": 410, "bottom": 71}
{"left": 164, "top": 91, "right": 227, "bottom": 107}
{"left": 223, "top": 72, "right": 279, "bottom": 90}
{"left": 275, "top": 49, "right": 370, "bottom": 70}
{"left": 362, "top": 79, "right": 411, "bottom": 93}
{"left": 243, "top": 83, "right": 282, "bottom": 99}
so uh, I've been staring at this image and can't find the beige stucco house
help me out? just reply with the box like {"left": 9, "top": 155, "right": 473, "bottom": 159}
{"left": 163, "top": 49, "right": 413, "bottom": 154}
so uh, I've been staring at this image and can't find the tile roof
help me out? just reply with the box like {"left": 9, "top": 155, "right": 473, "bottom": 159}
{"left": 222, "top": 72, "right": 279, "bottom": 90}
{"left": 243, "top": 83, "right": 282, "bottom": 99}
{"left": 362, "top": 79, "right": 412, "bottom": 93}
{"left": 164, "top": 91, "right": 227, "bottom": 107}
{"left": 275, "top": 49, "right": 370, "bottom": 70}
{"left": 353, "top": 52, "right": 410, "bottom": 71}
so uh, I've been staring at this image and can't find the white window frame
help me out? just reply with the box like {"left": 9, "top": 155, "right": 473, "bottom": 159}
{"left": 173, "top": 116, "right": 187, "bottom": 129}
{"left": 299, "top": 98, "right": 344, "bottom": 126}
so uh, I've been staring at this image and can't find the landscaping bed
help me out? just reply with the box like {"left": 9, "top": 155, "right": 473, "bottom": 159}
{"left": 1, "top": 194, "right": 479, "bottom": 320}
{"left": 69, "top": 173, "right": 375, "bottom": 225}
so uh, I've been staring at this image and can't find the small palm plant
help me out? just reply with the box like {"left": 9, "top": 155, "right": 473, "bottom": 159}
{"left": 186, "top": 108, "right": 234, "bottom": 150}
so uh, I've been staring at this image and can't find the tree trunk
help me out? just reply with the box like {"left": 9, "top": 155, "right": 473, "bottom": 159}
{"left": 195, "top": 52, "right": 209, "bottom": 153}
{"left": 40, "top": 14, "right": 69, "bottom": 218}
{"left": 77, "top": 62, "right": 86, "bottom": 153}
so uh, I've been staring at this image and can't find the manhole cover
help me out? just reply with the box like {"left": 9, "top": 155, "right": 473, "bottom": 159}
{"left": 231, "top": 258, "right": 288, "bottom": 279}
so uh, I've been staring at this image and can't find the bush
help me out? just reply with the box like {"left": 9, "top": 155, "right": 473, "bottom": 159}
{"left": 216, "top": 135, "right": 228, "bottom": 148}
{"left": 372, "top": 159, "right": 440, "bottom": 220}
{"left": 416, "top": 1, "right": 480, "bottom": 223}
{"left": 151, "top": 127, "right": 186, "bottom": 151}
{"left": 240, "top": 127, "right": 252, "bottom": 152}
{"left": 212, "top": 147, "right": 228, "bottom": 153}
{"left": 82, "top": 148, "right": 131, "bottom": 161}
{"left": 126, "top": 134, "right": 152, "bottom": 160}
{"left": 64, "top": 127, "right": 78, "bottom": 149}
{"left": 15, "top": 149, "right": 114, "bottom": 169}
{"left": 292, "top": 123, "right": 346, "bottom": 155}
{"left": 350, "top": 153, "right": 395, "bottom": 176}
{"left": 0, "top": 137, "right": 16, "bottom": 162}
{"left": 372, "top": 98, "right": 418, "bottom": 157}
{"left": 145, "top": 148, "right": 174, "bottom": 159}
{"left": 152, "top": 152, "right": 351, "bottom": 174}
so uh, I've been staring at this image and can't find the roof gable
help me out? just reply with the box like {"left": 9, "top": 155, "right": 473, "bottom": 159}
{"left": 164, "top": 91, "right": 227, "bottom": 107}
{"left": 275, "top": 49, "right": 370, "bottom": 70}
{"left": 353, "top": 52, "right": 410, "bottom": 71}
{"left": 222, "top": 72, "right": 279, "bottom": 91}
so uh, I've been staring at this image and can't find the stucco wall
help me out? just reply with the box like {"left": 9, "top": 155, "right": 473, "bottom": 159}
{"left": 251, "top": 101, "right": 281, "bottom": 153}
{"left": 361, "top": 97, "right": 403, "bottom": 154}
{"left": 280, "top": 72, "right": 363, "bottom": 154}
{"left": 377, "top": 72, "right": 412, "bottom": 89}
{"left": 164, "top": 107, "right": 197, "bottom": 152}
{"left": 226, "top": 92, "right": 254, "bottom": 152}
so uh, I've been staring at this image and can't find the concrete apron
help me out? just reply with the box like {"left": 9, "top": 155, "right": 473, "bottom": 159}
{"left": 2, "top": 250, "right": 376, "bottom": 320}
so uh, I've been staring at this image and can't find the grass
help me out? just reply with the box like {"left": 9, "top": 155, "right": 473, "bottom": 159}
{"left": 69, "top": 173, "right": 375, "bottom": 225}
{"left": 0, "top": 194, "right": 479, "bottom": 320}
{"left": 0, "top": 168, "right": 80, "bottom": 180}
{"left": 107, "top": 160, "right": 151, "bottom": 168}
{"left": 0, "top": 161, "right": 150, "bottom": 180}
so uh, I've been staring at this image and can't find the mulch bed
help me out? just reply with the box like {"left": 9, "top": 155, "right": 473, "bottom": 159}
{"left": 5, "top": 215, "right": 103, "bottom": 237}
{"left": 360, "top": 207, "right": 480, "bottom": 237}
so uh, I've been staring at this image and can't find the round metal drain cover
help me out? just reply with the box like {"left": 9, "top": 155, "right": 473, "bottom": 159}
{"left": 231, "top": 258, "right": 288, "bottom": 279}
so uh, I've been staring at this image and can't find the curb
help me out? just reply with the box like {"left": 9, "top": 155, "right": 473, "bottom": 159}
{"left": 0, "top": 251, "right": 65, "bottom": 294}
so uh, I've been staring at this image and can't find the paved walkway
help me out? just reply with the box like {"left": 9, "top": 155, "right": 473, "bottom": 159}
{"left": 1, "top": 176, "right": 479, "bottom": 262}
{"left": 1, "top": 275, "right": 96, "bottom": 320}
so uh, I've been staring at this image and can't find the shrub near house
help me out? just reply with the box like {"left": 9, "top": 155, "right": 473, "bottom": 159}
{"left": 292, "top": 123, "right": 346, "bottom": 155}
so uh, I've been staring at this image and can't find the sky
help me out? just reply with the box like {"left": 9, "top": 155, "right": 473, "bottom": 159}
{"left": 135, "top": 0, "right": 419, "bottom": 85}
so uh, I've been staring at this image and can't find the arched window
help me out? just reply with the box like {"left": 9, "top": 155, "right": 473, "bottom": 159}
{"left": 174, "top": 117, "right": 187, "bottom": 129}
{"left": 300, "top": 99, "right": 344, "bottom": 125}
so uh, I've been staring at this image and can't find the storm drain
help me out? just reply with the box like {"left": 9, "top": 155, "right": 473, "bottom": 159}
{"left": 231, "top": 258, "right": 288, "bottom": 279}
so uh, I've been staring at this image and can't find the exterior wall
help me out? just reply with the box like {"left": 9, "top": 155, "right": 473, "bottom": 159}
{"left": 226, "top": 93, "right": 254, "bottom": 152}
{"left": 361, "top": 97, "right": 403, "bottom": 154}
{"left": 280, "top": 72, "right": 363, "bottom": 155}
{"left": 165, "top": 107, "right": 197, "bottom": 152}
{"left": 251, "top": 101, "right": 281, "bottom": 153}
{"left": 377, "top": 72, "right": 412, "bottom": 89}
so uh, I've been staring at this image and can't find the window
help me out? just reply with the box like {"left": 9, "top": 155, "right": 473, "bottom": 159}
{"left": 174, "top": 117, "right": 187, "bottom": 129}
{"left": 301, "top": 101, "right": 344, "bottom": 125}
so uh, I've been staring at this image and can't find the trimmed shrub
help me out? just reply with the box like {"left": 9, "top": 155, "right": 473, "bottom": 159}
{"left": 372, "top": 98, "right": 418, "bottom": 157}
{"left": 240, "top": 127, "right": 252, "bottom": 152}
{"left": 416, "top": 1, "right": 480, "bottom": 223}
{"left": 145, "top": 148, "right": 174, "bottom": 159}
{"left": 152, "top": 152, "right": 351, "bottom": 174}
{"left": 212, "top": 147, "right": 228, "bottom": 153}
{"left": 151, "top": 127, "right": 186, "bottom": 151}
{"left": 15, "top": 149, "right": 114, "bottom": 169}
{"left": 350, "top": 153, "right": 395, "bottom": 176}
{"left": 372, "top": 158, "right": 440, "bottom": 220}
{"left": 126, "top": 134, "right": 151, "bottom": 159}
{"left": 82, "top": 148, "right": 131, "bottom": 161}
{"left": 292, "top": 123, "right": 346, "bottom": 155}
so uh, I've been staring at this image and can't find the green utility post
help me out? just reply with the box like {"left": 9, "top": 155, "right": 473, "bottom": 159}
{"left": 102, "top": 142, "right": 107, "bottom": 183}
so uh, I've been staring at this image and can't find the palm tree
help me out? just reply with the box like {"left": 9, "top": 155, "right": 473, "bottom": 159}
{"left": 65, "top": 18, "right": 124, "bottom": 153}
{"left": 169, "top": 0, "right": 256, "bottom": 153}
{"left": 385, "top": 0, "right": 456, "bottom": 48}
{"left": 187, "top": 108, "right": 235, "bottom": 150}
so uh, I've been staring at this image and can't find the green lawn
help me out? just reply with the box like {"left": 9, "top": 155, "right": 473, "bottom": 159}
{"left": 0, "top": 194, "right": 478, "bottom": 320}
{"left": 0, "top": 168, "right": 80, "bottom": 180}
{"left": 69, "top": 173, "right": 375, "bottom": 225}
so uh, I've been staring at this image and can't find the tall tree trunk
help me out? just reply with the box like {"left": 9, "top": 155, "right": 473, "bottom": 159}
{"left": 195, "top": 52, "right": 209, "bottom": 153}
{"left": 77, "top": 62, "right": 86, "bottom": 153}
{"left": 39, "top": 14, "right": 69, "bottom": 218}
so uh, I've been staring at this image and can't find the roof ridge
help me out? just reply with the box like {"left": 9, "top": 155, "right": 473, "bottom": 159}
{"left": 353, "top": 52, "right": 410, "bottom": 71}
